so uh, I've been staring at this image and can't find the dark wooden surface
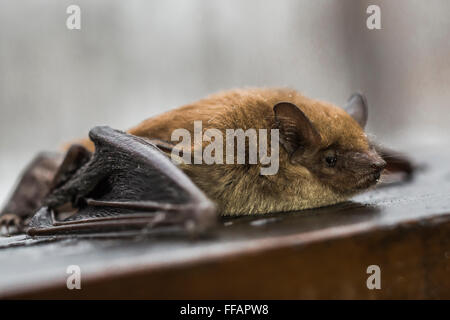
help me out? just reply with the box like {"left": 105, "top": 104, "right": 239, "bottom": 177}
{"left": 0, "top": 146, "right": 449, "bottom": 299}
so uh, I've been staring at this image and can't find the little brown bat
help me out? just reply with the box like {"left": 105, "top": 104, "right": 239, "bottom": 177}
{"left": 0, "top": 88, "right": 413, "bottom": 235}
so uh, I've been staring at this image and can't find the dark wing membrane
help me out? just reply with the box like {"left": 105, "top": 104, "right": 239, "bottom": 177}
{"left": 1, "top": 152, "right": 63, "bottom": 218}
{"left": 27, "top": 126, "right": 217, "bottom": 236}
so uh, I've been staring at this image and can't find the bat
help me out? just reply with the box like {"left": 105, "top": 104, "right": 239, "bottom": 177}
{"left": 0, "top": 88, "right": 414, "bottom": 236}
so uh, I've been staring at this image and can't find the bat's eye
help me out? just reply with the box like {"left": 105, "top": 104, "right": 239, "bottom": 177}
{"left": 325, "top": 156, "right": 337, "bottom": 167}
{"left": 324, "top": 150, "right": 337, "bottom": 167}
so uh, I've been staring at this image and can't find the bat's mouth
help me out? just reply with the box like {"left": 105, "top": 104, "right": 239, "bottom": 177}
{"left": 354, "top": 170, "right": 383, "bottom": 190}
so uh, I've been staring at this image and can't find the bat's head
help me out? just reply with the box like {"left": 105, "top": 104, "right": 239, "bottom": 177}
{"left": 274, "top": 93, "right": 386, "bottom": 196}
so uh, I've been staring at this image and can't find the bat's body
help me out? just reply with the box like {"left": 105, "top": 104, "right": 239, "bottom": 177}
{"left": 0, "top": 88, "right": 413, "bottom": 235}
{"left": 124, "top": 88, "right": 378, "bottom": 215}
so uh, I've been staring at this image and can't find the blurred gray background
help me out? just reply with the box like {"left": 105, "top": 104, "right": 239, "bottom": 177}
{"left": 1, "top": 0, "right": 449, "bottom": 204}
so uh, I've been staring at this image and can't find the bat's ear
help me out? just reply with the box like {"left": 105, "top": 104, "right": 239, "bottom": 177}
{"left": 345, "top": 93, "right": 368, "bottom": 129}
{"left": 274, "top": 102, "right": 322, "bottom": 157}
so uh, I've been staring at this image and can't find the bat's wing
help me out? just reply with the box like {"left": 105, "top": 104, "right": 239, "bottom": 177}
{"left": 27, "top": 126, "right": 217, "bottom": 236}
{"left": 0, "top": 152, "right": 64, "bottom": 235}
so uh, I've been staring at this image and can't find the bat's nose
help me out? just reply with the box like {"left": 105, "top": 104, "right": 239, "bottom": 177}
{"left": 371, "top": 159, "right": 386, "bottom": 171}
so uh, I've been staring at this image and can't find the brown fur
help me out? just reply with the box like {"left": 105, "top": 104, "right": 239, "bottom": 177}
{"left": 76, "top": 88, "right": 382, "bottom": 215}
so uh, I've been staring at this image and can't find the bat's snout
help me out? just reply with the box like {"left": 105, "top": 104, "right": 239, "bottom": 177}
{"left": 371, "top": 158, "right": 386, "bottom": 172}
